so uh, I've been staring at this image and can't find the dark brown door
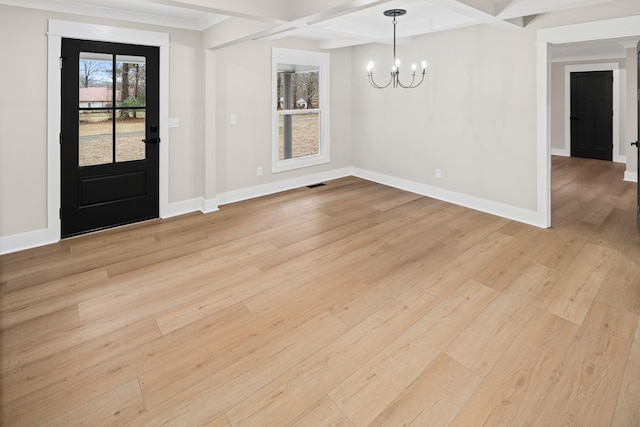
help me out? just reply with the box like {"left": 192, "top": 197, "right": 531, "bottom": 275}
{"left": 570, "top": 70, "right": 613, "bottom": 161}
{"left": 61, "top": 39, "right": 159, "bottom": 238}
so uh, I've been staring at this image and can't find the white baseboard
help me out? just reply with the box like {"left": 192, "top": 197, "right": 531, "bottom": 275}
{"left": 624, "top": 171, "right": 638, "bottom": 183}
{"left": 0, "top": 198, "right": 221, "bottom": 255}
{"left": 162, "top": 197, "right": 220, "bottom": 219}
{"left": 614, "top": 154, "right": 627, "bottom": 164}
{"left": 552, "top": 149, "right": 627, "bottom": 165}
{"left": 162, "top": 198, "right": 204, "bottom": 219}
{"left": 352, "top": 168, "right": 547, "bottom": 228}
{"left": 216, "top": 167, "right": 352, "bottom": 206}
{"left": 0, "top": 227, "right": 59, "bottom": 256}
{"left": 202, "top": 198, "right": 220, "bottom": 214}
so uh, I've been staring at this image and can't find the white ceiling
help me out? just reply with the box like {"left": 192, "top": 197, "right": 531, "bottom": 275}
{"left": 1, "top": 0, "right": 636, "bottom": 54}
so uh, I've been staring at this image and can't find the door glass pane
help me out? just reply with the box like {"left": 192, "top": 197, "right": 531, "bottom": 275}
{"left": 116, "top": 55, "right": 146, "bottom": 108}
{"left": 116, "top": 55, "right": 146, "bottom": 162}
{"left": 79, "top": 52, "right": 113, "bottom": 166}
{"left": 116, "top": 108, "right": 146, "bottom": 162}
{"left": 79, "top": 110, "right": 113, "bottom": 166}
{"left": 79, "top": 52, "right": 112, "bottom": 90}
{"left": 278, "top": 112, "right": 320, "bottom": 160}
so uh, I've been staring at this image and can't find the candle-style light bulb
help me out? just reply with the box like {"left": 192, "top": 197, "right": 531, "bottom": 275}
{"left": 421, "top": 60, "right": 427, "bottom": 70}
{"left": 395, "top": 58, "right": 400, "bottom": 68}
{"left": 411, "top": 63, "right": 417, "bottom": 71}
{"left": 367, "top": 61, "right": 374, "bottom": 72}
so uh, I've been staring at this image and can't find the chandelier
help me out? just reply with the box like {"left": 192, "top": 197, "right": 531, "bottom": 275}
{"left": 367, "top": 9, "right": 427, "bottom": 89}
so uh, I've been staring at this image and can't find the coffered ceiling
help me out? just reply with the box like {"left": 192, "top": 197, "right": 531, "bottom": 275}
{"left": 1, "top": 0, "right": 632, "bottom": 52}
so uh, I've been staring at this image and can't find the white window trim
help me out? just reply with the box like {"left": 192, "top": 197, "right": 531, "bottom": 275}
{"left": 272, "top": 48, "right": 330, "bottom": 173}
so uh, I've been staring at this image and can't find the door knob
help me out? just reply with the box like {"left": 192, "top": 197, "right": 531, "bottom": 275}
{"left": 632, "top": 141, "right": 639, "bottom": 147}
{"left": 141, "top": 137, "right": 161, "bottom": 144}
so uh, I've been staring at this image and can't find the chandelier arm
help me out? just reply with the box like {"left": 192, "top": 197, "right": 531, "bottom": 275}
{"left": 410, "top": 70, "right": 426, "bottom": 88}
{"left": 398, "top": 69, "right": 426, "bottom": 89}
{"left": 368, "top": 71, "right": 394, "bottom": 89}
{"left": 397, "top": 72, "right": 415, "bottom": 89}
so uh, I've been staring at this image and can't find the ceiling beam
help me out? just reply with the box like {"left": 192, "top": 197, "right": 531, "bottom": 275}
{"left": 288, "top": 0, "right": 384, "bottom": 21}
{"left": 426, "top": 0, "right": 524, "bottom": 29}
{"left": 203, "top": 16, "right": 275, "bottom": 49}
{"left": 303, "top": 0, "right": 395, "bottom": 26}
{"left": 146, "top": 0, "right": 290, "bottom": 24}
{"left": 496, "top": 0, "right": 616, "bottom": 20}
{"left": 205, "top": 0, "right": 397, "bottom": 50}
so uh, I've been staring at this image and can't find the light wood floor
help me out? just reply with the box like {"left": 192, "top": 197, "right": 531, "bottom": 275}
{"left": 1, "top": 156, "right": 639, "bottom": 426}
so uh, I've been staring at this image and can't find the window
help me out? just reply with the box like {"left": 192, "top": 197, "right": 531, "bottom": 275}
{"left": 272, "top": 48, "right": 330, "bottom": 173}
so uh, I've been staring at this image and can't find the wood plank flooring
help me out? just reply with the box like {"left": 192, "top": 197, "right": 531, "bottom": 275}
{"left": 1, "top": 156, "right": 638, "bottom": 426}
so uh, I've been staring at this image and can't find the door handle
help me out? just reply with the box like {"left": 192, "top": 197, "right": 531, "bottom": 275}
{"left": 141, "top": 137, "right": 161, "bottom": 144}
{"left": 632, "top": 141, "right": 638, "bottom": 147}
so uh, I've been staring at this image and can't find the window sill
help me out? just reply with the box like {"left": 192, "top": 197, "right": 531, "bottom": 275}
{"left": 271, "top": 154, "right": 330, "bottom": 174}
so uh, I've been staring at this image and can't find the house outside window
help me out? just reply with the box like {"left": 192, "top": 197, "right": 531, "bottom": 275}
{"left": 272, "top": 48, "right": 330, "bottom": 173}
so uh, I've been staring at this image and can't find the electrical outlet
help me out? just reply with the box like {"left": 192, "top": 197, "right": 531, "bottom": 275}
{"left": 257, "top": 166, "right": 263, "bottom": 176}
{"left": 435, "top": 168, "right": 442, "bottom": 179}
{"left": 230, "top": 114, "right": 237, "bottom": 124}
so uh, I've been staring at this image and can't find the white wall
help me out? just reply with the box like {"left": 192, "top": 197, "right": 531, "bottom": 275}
{"left": 351, "top": 25, "right": 538, "bottom": 211}
{"left": 0, "top": 5, "right": 50, "bottom": 236}
{"left": 168, "top": 30, "right": 205, "bottom": 203}
{"left": 206, "top": 36, "right": 352, "bottom": 199}
{"left": 550, "top": 61, "right": 566, "bottom": 153}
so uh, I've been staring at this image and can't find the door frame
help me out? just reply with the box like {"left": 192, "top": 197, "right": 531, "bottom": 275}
{"left": 563, "top": 63, "right": 622, "bottom": 162}
{"left": 537, "top": 15, "right": 640, "bottom": 228}
{"left": 46, "top": 19, "right": 169, "bottom": 242}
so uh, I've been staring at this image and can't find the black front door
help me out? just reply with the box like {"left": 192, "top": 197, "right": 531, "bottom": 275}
{"left": 570, "top": 70, "right": 613, "bottom": 161}
{"left": 61, "top": 39, "right": 160, "bottom": 238}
